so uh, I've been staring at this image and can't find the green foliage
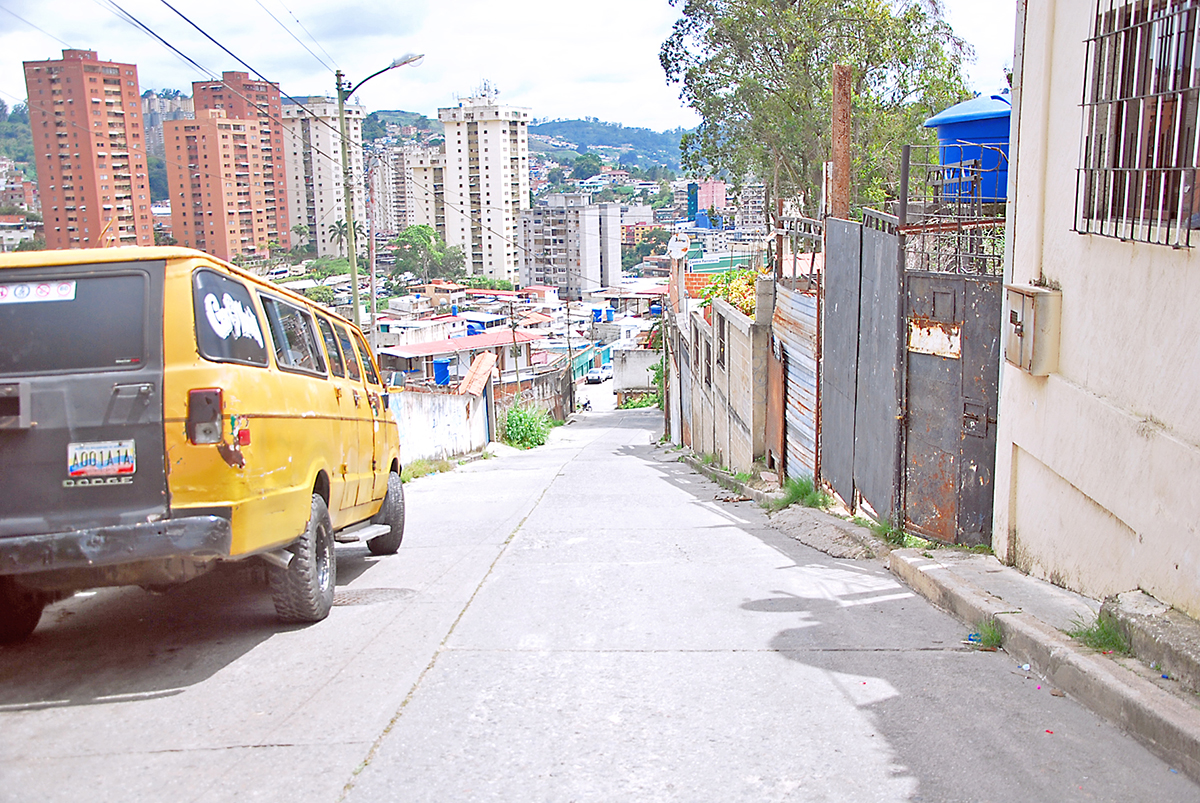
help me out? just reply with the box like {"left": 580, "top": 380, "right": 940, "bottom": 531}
{"left": 571, "top": 153, "right": 603, "bottom": 180}
{"left": 0, "top": 116, "right": 33, "bottom": 169}
{"left": 147, "top": 156, "right": 168, "bottom": 202}
{"left": 622, "top": 228, "right": 672, "bottom": 270}
{"left": 460, "top": 276, "right": 513, "bottom": 291}
{"left": 764, "top": 476, "right": 831, "bottom": 511}
{"left": 154, "top": 231, "right": 177, "bottom": 246}
{"left": 400, "top": 458, "right": 455, "bottom": 483}
{"left": 306, "top": 257, "right": 351, "bottom": 280}
{"left": 369, "top": 109, "right": 443, "bottom": 134}
{"left": 14, "top": 236, "right": 45, "bottom": 252}
{"left": 971, "top": 619, "right": 1004, "bottom": 650}
{"left": 304, "top": 285, "right": 336, "bottom": 306}
{"left": 389, "top": 225, "right": 465, "bottom": 282}
{"left": 620, "top": 394, "right": 659, "bottom": 409}
{"left": 869, "top": 517, "right": 908, "bottom": 546}
{"left": 699, "top": 268, "right": 763, "bottom": 318}
{"left": 734, "top": 471, "right": 753, "bottom": 483}
{"left": 362, "top": 112, "right": 387, "bottom": 142}
{"left": 502, "top": 405, "right": 554, "bottom": 449}
{"left": 531, "top": 119, "right": 684, "bottom": 171}
{"left": 1066, "top": 615, "right": 1132, "bottom": 655}
{"left": 661, "top": 0, "right": 972, "bottom": 214}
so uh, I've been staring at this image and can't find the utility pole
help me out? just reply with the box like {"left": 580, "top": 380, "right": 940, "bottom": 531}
{"left": 509, "top": 299, "right": 522, "bottom": 399}
{"left": 831, "top": 64, "right": 852, "bottom": 221}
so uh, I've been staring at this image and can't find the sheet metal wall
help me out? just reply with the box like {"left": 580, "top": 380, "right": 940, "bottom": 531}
{"left": 853, "top": 220, "right": 903, "bottom": 518}
{"left": 820, "top": 220, "right": 862, "bottom": 505}
{"left": 773, "top": 286, "right": 819, "bottom": 480}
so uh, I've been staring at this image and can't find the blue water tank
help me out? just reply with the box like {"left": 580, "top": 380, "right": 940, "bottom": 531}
{"left": 451, "top": 304, "right": 458, "bottom": 316}
{"left": 433, "top": 358, "right": 451, "bottom": 385}
{"left": 923, "top": 90, "right": 1011, "bottom": 203}
{"left": 466, "top": 322, "right": 484, "bottom": 336}
{"left": 649, "top": 304, "right": 663, "bottom": 317}
{"left": 592, "top": 308, "right": 602, "bottom": 322}
{"left": 605, "top": 308, "right": 614, "bottom": 323}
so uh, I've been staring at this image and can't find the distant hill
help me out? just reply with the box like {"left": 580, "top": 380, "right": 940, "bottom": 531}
{"left": 371, "top": 110, "right": 443, "bottom": 134}
{"left": 530, "top": 119, "right": 684, "bottom": 170}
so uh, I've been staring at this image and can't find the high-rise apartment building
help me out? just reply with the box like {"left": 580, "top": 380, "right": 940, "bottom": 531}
{"left": 193, "top": 71, "right": 289, "bottom": 249}
{"left": 23, "top": 49, "right": 153, "bottom": 249}
{"left": 165, "top": 110, "right": 280, "bottom": 262}
{"left": 520, "top": 193, "right": 620, "bottom": 300}
{"left": 383, "top": 144, "right": 440, "bottom": 235}
{"left": 281, "top": 96, "right": 365, "bottom": 258}
{"left": 142, "top": 90, "right": 193, "bottom": 157}
{"left": 437, "top": 90, "right": 530, "bottom": 281}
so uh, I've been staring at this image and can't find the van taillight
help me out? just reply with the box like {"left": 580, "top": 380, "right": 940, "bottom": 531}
{"left": 187, "top": 388, "right": 223, "bottom": 444}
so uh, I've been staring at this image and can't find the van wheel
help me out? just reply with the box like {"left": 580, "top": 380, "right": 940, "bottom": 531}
{"left": 0, "top": 577, "right": 47, "bottom": 644}
{"left": 367, "top": 471, "right": 405, "bottom": 556}
{"left": 270, "top": 494, "right": 336, "bottom": 623}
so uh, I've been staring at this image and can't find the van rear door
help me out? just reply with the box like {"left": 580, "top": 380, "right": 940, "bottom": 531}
{"left": 0, "top": 261, "right": 168, "bottom": 537}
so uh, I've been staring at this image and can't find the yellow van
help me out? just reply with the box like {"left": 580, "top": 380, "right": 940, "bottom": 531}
{"left": 0, "top": 246, "right": 404, "bottom": 641}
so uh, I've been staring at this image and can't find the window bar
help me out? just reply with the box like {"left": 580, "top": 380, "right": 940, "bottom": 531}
{"left": 1127, "top": 13, "right": 1152, "bottom": 241}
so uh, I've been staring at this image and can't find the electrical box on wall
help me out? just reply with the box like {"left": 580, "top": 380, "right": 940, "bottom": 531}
{"left": 1004, "top": 285, "right": 1062, "bottom": 376}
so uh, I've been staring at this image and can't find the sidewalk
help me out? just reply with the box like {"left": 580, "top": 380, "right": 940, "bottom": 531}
{"left": 684, "top": 453, "right": 1200, "bottom": 783}
{"left": 887, "top": 548, "right": 1200, "bottom": 783}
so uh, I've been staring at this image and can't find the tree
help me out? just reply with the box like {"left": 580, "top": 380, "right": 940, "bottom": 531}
{"left": 547, "top": 167, "right": 565, "bottom": 186}
{"left": 14, "top": 236, "right": 44, "bottom": 252}
{"left": 147, "top": 155, "right": 168, "bottom": 202}
{"left": 571, "top": 153, "right": 603, "bottom": 180}
{"left": 389, "top": 225, "right": 464, "bottom": 283}
{"left": 327, "top": 220, "right": 364, "bottom": 257}
{"left": 362, "top": 112, "right": 387, "bottom": 142}
{"left": 304, "top": 285, "right": 336, "bottom": 306}
{"left": 660, "top": 0, "right": 971, "bottom": 215}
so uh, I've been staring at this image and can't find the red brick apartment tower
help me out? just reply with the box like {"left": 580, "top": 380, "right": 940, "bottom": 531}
{"left": 22, "top": 50, "right": 153, "bottom": 249}
{"left": 192, "top": 71, "right": 290, "bottom": 250}
{"left": 165, "top": 110, "right": 281, "bottom": 262}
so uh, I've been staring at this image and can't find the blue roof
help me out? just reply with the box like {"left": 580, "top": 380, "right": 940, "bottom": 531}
{"left": 924, "top": 90, "right": 1012, "bottom": 128}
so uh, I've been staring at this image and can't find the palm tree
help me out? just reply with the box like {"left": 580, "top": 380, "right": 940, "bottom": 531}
{"left": 328, "top": 220, "right": 348, "bottom": 257}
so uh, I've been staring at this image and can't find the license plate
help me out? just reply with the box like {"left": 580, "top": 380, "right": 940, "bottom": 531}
{"left": 68, "top": 440, "right": 136, "bottom": 478}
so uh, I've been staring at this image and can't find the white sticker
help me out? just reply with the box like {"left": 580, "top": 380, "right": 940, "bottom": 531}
{"left": 204, "top": 292, "right": 264, "bottom": 348}
{"left": 0, "top": 280, "right": 76, "bottom": 305}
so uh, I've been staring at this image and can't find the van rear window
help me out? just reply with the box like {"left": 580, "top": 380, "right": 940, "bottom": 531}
{"left": 0, "top": 274, "right": 145, "bottom": 375}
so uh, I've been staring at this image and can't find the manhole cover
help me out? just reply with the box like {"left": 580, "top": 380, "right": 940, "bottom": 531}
{"left": 333, "top": 588, "right": 417, "bottom": 606}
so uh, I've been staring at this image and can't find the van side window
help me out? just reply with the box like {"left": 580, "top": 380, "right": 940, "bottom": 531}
{"left": 192, "top": 269, "right": 268, "bottom": 367}
{"left": 353, "top": 330, "right": 381, "bottom": 386}
{"left": 336, "top": 324, "right": 362, "bottom": 382}
{"left": 261, "top": 296, "right": 327, "bottom": 376}
{"left": 315, "top": 317, "right": 345, "bottom": 378}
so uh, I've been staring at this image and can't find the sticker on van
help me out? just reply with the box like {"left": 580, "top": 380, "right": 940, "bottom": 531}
{"left": 67, "top": 439, "right": 136, "bottom": 477}
{"left": 0, "top": 280, "right": 76, "bottom": 304}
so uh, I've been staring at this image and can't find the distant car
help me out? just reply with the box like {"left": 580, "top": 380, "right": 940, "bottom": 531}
{"left": 600, "top": 364, "right": 613, "bottom": 381}
{"left": 585, "top": 368, "right": 603, "bottom": 384}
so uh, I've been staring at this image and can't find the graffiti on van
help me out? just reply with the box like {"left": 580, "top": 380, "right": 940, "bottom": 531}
{"left": 204, "top": 292, "right": 265, "bottom": 348}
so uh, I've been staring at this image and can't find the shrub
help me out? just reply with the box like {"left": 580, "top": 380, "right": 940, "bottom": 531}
{"left": 764, "top": 476, "right": 831, "bottom": 511}
{"left": 503, "top": 405, "right": 552, "bottom": 449}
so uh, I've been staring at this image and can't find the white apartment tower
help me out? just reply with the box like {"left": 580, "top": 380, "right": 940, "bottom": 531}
{"left": 437, "top": 89, "right": 531, "bottom": 281}
{"left": 281, "top": 95, "right": 365, "bottom": 257}
{"left": 520, "top": 193, "right": 621, "bottom": 300}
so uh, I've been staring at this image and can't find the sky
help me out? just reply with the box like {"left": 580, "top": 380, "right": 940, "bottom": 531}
{"left": 0, "top": 0, "right": 1017, "bottom": 133}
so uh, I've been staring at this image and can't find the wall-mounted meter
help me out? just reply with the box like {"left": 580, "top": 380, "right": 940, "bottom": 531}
{"left": 1004, "top": 284, "right": 1062, "bottom": 376}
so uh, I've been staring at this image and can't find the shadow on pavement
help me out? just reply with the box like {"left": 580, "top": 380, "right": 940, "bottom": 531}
{"left": 0, "top": 544, "right": 388, "bottom": 710}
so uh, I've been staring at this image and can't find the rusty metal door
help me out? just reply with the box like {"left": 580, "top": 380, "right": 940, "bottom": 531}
{"left": 903, "top": 274, "right": 1001, "bottom": 545}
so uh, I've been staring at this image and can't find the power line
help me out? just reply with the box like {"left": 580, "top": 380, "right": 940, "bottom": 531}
{"left": 253, "top": 0, "right": 335, "bottom": 74}
{"left": 0, "top": 3, "right": 74, "bottom": 48}
{"left": 273, "top": 0, "right": 339, "bottom": 73}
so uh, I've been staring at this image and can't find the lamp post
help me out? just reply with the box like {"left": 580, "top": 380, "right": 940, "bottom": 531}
{"left": 336, "top": 53, "right": 423, "bottom": 330}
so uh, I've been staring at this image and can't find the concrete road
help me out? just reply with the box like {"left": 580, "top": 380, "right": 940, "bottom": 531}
{"left": 1, "top": 407, "right": 1197, "bottom": 802}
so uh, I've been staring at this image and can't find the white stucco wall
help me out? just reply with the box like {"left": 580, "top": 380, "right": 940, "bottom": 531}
{"left": 388, "top": 388, "right": 490, "bottom": 463}
{"left": 996, "top": 0, "right": 1200, "bottom": 616}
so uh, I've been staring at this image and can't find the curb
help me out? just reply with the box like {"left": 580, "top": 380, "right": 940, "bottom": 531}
{"left": 889, "top": 549, "right": 1200, "bottom": 782}
{"left": 680, "top": 455, "right": 783, "bottom": 507}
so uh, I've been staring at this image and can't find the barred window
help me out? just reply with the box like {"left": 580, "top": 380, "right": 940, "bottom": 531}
{"left": 1076, "top": 0, "right": 1200, "bottom": 247}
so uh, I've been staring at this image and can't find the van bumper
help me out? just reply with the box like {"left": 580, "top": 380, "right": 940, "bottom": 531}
{"left": 0, "top": 516, "right": 233, "bottom": 576}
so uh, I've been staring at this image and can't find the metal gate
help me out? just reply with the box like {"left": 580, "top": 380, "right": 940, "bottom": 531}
{"left": 774, "top": 286, "right": 819, "bottom": 481}
{"left": 819, "top": 203, "right": 1002, "bottom": 544}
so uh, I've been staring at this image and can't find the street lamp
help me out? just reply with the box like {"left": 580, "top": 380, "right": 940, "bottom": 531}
{"left": 336, "top": 52, "right": 423, "bottom": 330}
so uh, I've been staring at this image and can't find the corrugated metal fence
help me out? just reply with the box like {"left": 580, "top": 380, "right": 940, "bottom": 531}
{"left": 773, "top": 286, "right": 819, "bottom": 481}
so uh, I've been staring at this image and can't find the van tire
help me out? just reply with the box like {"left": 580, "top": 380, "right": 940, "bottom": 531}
{"left": 270, "top": 494, "right": 336, "bottom": 623}
{"left": 367, "top": 471, "right": 405, "bottom": 556}
{"left": 0, "top": 577, "right": 47, "bottom": 643}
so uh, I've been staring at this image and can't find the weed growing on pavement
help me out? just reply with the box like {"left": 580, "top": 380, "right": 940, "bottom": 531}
{"left": 700, "top": 453, "right": 719, "bottom": 466}
{"left": 765, "top": 476, "right": 831, "bottom": 512}
{"left": 870, "top": 517, "right": 908, "bottom": 546}
{"left": 734, "top": 471, "right": 753, "bottom": 483}
{"left": 502, "top": 405, "right": 553, "bottom": 449}
{"left": 1065, "top": 615, "right": 1131, "bottom": 655}
{"left": 971, "top": 619, "right": 1004, "bottom": 649}
{"left": 400, "top": 458, "right": 454, "bottom": 483}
